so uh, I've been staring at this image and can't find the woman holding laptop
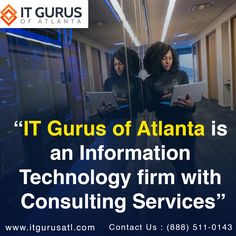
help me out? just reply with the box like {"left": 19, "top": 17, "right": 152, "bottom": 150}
{"left": 99, "top": 46, "right": 144, "bottom": 123}
{"left": 98, "top": 47, "right": 144, "bottom": 170}
{"left": 144, "top": 41, "right": 196, "bottom": 194}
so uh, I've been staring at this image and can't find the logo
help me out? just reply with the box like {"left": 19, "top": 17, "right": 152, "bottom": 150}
{"left": 0, "top": 4, "right": 17, "bottom": 26}
{"left": 0, "top": 0, "right": 88, "bottom": 28}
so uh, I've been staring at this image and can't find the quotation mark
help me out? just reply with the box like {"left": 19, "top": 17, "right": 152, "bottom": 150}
{"left": 217, "top": 193, "right": 225, "bottom": 200}
{"left": 14, "top": 121, "right": 23, "bottom": 128}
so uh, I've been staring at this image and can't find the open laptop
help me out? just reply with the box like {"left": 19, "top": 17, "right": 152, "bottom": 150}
{"left": 86, "top": 92, "right": 120, "bottom": 110}
{"left": 170, "top": 81, "right": 207, "bottom": 106}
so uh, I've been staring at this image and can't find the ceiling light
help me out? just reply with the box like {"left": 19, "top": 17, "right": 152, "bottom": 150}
{"left": 105, "top": 0, "right": 121, "bottom": 22}
{"left": 106, "top": 0, "right": 141, "bottom": 47}
{"left": 161, "top": 0, "right": 176, "bottom": 42}
{"left": 6, "top": 32, "right": 61, "bottom": 48}
{"left": 175, "top": 33, "right": 189, "bottom": 38}
{"left": 191, "top": 2, "right": 214, "bottom": 11}
{"left": 114, "top": 42, "right": 125, "bottom": 46}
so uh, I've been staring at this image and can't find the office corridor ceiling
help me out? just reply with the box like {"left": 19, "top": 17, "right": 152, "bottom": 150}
{"left": 79, "top": 0, "right": 236, "bottom": 48}
{"left": 147, "top": 0, "right": 236, "bottom": 47}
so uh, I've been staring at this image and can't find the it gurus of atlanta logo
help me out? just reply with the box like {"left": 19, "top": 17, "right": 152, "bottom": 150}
{"left": 0, "top": 0, "right": 88, "bottom": 28}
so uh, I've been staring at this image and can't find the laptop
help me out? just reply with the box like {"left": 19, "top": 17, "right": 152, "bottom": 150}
{"left": 86, "top": 92, "right": 120, "bottom": 110}
{"left": 170, "top": 81, "right": 207, "bottom": 106}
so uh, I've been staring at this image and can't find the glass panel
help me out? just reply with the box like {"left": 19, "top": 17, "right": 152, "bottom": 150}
{"left": 177, "top": 48, "right": 194, "bottom": 83}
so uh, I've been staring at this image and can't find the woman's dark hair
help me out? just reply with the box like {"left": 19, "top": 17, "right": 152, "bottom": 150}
{"left": 110, "top": 47, "right": 140, "bottom": 77}
{"left": 143, "top": 41, "right": 179, "bottom": 75}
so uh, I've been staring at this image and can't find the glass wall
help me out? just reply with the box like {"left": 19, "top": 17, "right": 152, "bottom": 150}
{"left": 175, "top": 47, "right": 195, "bottom": 83}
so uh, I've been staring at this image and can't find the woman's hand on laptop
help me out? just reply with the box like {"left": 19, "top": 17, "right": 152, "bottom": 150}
{"left": 174, "top": 94, "right": 194, "bottom": 109}
{"left": 98, "top": 101, "right": 116, "bottom": 115}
